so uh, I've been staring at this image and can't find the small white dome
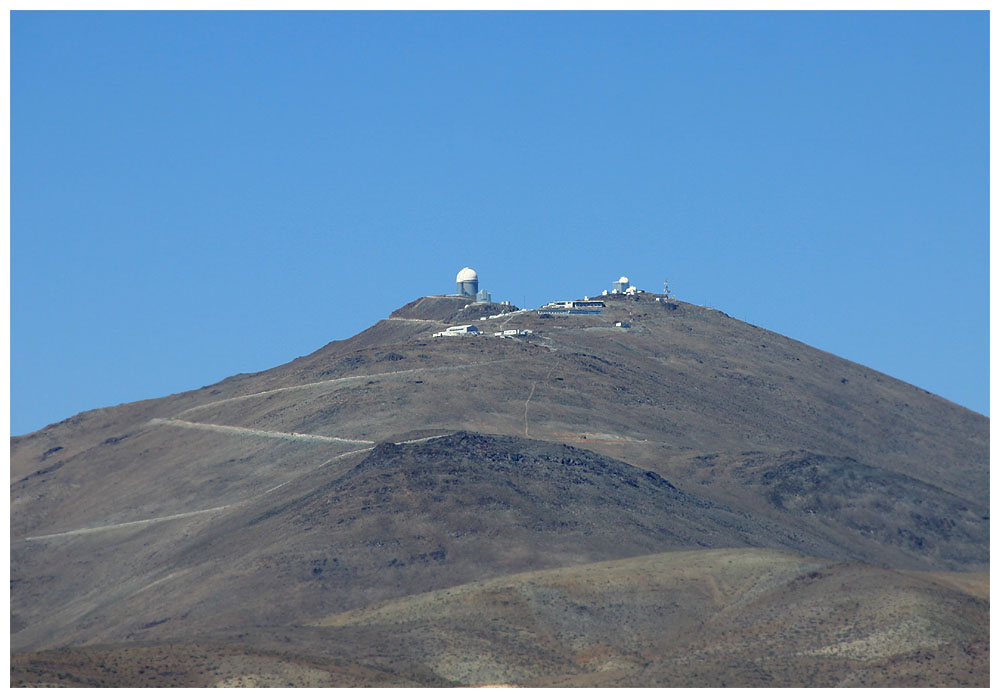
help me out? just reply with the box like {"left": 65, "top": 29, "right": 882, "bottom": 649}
{"left": 456, "top": 267, "right": 479, "bottom": 283}
{"left": 618, "top": 276, "right": 629, "bottom": 284}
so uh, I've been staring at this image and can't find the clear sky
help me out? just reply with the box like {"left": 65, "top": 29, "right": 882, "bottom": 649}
{"left": 11, "top": 10, "right": 989, "bottom": 435}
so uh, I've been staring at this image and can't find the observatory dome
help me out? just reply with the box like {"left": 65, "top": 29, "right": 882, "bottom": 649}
{"left": 456, "top": 267, "right": 479, "bottom": 283}
{"left": 618, "top": 276, "right": 629, "bottom": 284}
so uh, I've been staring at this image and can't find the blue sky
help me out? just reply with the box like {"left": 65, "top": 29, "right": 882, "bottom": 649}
{"left": 11, "top": 11, "right": 989, "bottom": 435}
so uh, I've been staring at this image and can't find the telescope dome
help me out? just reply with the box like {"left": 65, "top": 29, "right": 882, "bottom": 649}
{"left": 456, "top": 267, "right": 479, "bottom": 283}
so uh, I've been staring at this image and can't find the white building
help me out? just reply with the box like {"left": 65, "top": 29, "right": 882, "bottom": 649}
{"left": 433, "top": 324, "right": 482, "bottom": 338}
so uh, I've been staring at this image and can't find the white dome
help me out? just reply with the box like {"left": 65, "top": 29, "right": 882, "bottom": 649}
{"left": 456, "top": 267, "right": 478, "bottom": 283}
{"left": 618, "top": 276, "right": 629, "bottom": 284}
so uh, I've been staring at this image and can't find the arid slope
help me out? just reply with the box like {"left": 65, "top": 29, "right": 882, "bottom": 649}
{"left": 10, "top": 293, "right": 989, "bottom": 686}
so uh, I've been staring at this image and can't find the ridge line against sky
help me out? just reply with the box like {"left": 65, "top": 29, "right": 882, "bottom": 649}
{"left": 9, "top": 9, "right": 989, "bottom": 434}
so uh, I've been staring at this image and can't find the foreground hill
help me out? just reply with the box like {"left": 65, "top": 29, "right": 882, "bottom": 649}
{"left": 11, "top": 549, "right": 988, "bottom": 687}
{"left": 310, "top": 548, "right": 987, "bottom": 687}
{"left": 10, "top": 293, "right": 989, "bottom": 686}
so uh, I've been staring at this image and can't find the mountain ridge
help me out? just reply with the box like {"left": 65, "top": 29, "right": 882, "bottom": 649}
{"left": 10, "top": 293, "right": 989, "bottom": 686}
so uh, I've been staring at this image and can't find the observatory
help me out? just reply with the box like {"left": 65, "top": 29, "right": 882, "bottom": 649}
{"left": 456, "top": 267, "right": 479, "bottom": 296}
{"left": 613, "top": 276, "right": 629, "bottom": 294}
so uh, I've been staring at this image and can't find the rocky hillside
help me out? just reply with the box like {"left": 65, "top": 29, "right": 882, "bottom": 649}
{"left": 10, "top": 293, "right": 989, "bottom": 686}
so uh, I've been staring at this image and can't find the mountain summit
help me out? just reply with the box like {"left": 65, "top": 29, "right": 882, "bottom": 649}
{"left": 11, "top": 292, "right": 988, "bottom": 687}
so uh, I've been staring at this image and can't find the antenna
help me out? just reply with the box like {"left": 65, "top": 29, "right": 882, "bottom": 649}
{"left": 663, "top": 278, "right": 670, "bottom": 298}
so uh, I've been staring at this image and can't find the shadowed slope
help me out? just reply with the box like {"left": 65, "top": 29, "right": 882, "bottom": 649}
{"left": 12, "top": 433, "right": 790, "bottom": 652}
{"left": 669, "top": 449, "right": 988, "bottom": 571}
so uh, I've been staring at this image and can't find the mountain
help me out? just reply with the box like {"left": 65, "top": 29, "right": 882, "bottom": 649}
{"left": 10, "top": 292, "right": 989, "bottom": 687}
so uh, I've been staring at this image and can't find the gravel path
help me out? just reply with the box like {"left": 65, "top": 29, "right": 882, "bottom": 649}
{"left": 149, "top": 418, "right": 374, "bottom": 445}
{"left": 175, "top": 359, "right": 522, "bottom": 418}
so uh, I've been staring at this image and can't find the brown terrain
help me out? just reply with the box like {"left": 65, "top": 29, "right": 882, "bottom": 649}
{"left": 9, "top": 292, "right": 989, "bottom": 686}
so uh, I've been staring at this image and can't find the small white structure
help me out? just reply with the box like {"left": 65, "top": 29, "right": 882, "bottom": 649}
{"left": 615, "top": 321, "right": 631, "bottom": 328}
{"left": 493, "top": 329, "right": 532, "bottom": 337}
{"left": 542, "top": 300, "right": 606, "bottom": 310}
